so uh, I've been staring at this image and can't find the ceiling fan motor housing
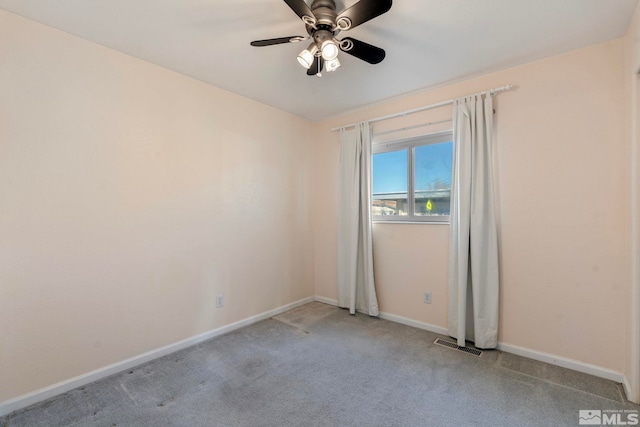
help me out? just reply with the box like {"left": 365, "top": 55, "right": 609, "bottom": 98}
{"left": 310, "top": 0, "right": 338, "bottom": 29}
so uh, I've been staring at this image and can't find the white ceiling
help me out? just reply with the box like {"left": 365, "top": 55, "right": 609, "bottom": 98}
{"left": 1, "top": 0, "right": 638, "bottom": 121}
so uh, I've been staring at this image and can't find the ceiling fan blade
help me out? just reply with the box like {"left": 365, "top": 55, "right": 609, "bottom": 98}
{"left": 250, "top": 36, "right": 306, "bottom": 47}
{"left": 283, "top": 0, "right": 315, "bottom": 22}
{"left": 307, "top": 57, "right": 324, "bottom": 76}
{"left": 336, "top": 0, "right": 392, "bottom": 30}
{"left": 339, "top": 37, "right": 385, "bottom": 64}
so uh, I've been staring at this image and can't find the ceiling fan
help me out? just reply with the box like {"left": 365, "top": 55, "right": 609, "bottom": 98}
{"left": 250, "top": 0, "right": 392, "bottom": 76}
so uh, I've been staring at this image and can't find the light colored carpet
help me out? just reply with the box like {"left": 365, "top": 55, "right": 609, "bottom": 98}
{"left": 2, "top": 302, "right": 637, "bottom": 426}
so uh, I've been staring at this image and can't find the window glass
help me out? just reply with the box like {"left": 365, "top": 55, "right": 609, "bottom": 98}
{"left": 414, "top": 141, "right": 453, "bottom": 217}
{"left": 372, "top": 149, "right": 408, "bottom": 216}
{"left": 371, "top": 132, "right": 453, "bottom": 222}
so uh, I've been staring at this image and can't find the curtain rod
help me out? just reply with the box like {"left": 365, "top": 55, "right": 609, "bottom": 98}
{"left": 372, "top": 119, "right": 451, "bottom": 137}
{"left": 331, "top": 84, "right": 514, "bottom": 132}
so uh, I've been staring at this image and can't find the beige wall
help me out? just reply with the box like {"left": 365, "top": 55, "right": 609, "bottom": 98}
{"left": 624, "top": 2, "right": 640, "bottom": 403}
{"left": 312, "top": 40, "right": 629, "bottom": 375}
{"left": 0, "top": 10, "right": 314, "bottom": 402}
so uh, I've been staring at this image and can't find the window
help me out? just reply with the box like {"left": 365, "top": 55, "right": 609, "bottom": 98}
{"left": 372, "top": 132, "right": 453, "bottom": 222}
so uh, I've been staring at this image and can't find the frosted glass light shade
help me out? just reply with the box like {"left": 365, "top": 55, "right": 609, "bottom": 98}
{"left": 297, "top": 49, "right": 314, "bottom": 69}
{"left": 321, "top": 41, "right": 339, "bottom": 61}
{"left": 326, "top": 58, "right": 341, "bottom": 72}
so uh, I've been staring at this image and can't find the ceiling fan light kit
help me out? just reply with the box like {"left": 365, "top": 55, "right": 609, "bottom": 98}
{"left": 250, "top": 0, "right": 392, "bottom": 77}
{"left": 297, "top": 43, "right": 318, "bottom": 69}
{"left": 315, "top": 30, "right": 339, "bottom": 61}
{"left": 325, "top": 57, "right": 341, "bottom": 72}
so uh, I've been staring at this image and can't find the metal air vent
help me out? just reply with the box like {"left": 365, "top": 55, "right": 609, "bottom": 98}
{"left": 434, "top": 338, "right": 483, "bottom": 357}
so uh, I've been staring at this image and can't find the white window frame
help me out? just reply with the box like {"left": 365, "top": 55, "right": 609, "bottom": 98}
{"left": 372, "top": 130, "right": 453, "bottom": 223}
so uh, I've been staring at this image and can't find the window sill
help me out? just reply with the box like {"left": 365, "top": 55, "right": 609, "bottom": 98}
{"left": 373, "top": 220, "right": 450, "bottom": 225}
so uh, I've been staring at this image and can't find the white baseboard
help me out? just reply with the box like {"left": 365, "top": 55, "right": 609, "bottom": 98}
{"left": 0, "top": 296, "right": 315, "bottom": 418}
{"left": 313, "top": 296, "right": 626, "bottom": 387}
{"left": 378, "top": 312, "right": 449, "bottom": 336}
{"left": 623, "top": 375, "right": 633, "bottom": 402}
{"left": 313, "top": 296, "right": 450, "bottom": 337}
{"left": 496, "top": 342, "right": 625, "bottom": 384}
{"left": 313, "top": 296, "right": 339, "bottom": 306}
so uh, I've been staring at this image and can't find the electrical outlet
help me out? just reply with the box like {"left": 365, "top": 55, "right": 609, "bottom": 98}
{"left": 216, "top": 294, "right": 224, "bottom": 308}
{"left": 423, "top": 292, "right": 431, "bottom": 304}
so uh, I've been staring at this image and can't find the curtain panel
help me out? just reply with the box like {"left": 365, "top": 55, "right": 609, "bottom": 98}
{"left": 448, "top": 95, "right": 500, "bottom": 349}
{"left": 337, "top": 122, "right": 379, "bottom": 316}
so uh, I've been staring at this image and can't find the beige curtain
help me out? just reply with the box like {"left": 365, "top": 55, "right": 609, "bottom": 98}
{"left": 448, "top": 95, "right": 499, "bottom": 349}
{"left": 337, "top": 122, "right": 379, "bottom": 316}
